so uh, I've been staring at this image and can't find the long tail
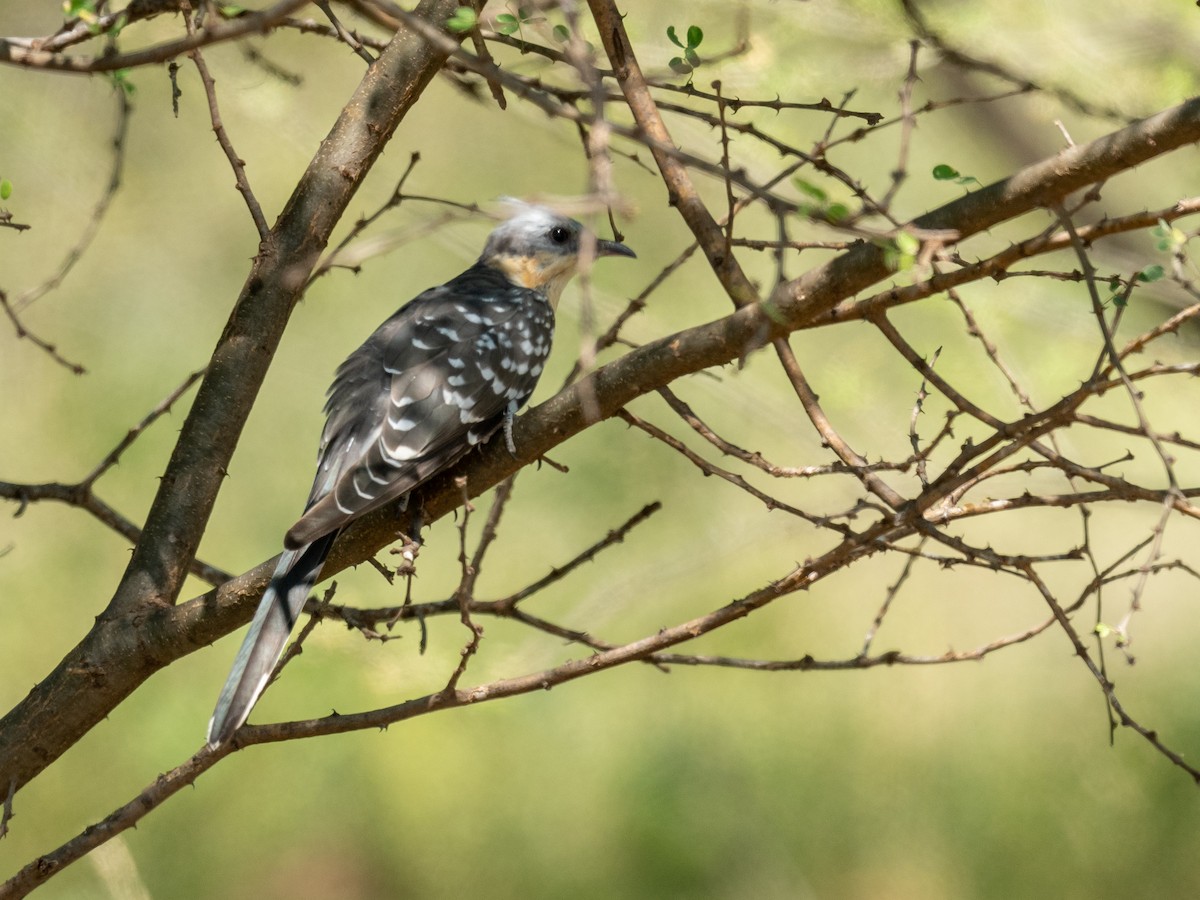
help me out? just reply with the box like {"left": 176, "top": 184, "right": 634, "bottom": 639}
{"left": 207, "top": 530, "right": 338, "bottom": 747}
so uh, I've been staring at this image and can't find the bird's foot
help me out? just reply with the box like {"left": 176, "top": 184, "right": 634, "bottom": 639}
{"left": 503, "top": 402, "right": 518, "bottom": 457}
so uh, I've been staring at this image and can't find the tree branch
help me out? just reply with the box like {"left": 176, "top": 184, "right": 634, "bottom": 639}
{"left": 0, "top": 0, "right": 463, "bottom": 809}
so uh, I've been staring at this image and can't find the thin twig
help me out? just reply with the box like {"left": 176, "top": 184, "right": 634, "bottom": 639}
{"left": 186, "top": 16, "right": 270, "bottom": 240}
{"left": 314, "top": 0, "right": 376, "bottom": 64}
{"left": 443, "top": 478, "right": 483, "bottom": 694}
{"left": 13, "top": 88, "right": 129, "bottom": 313}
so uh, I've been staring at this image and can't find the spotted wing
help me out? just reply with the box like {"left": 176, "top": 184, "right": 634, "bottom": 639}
{"left": 284, "top": 265, "right": 555, "bottom": 549}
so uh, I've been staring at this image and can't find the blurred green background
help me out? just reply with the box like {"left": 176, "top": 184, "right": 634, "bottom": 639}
{"left": 3, "top": 1, "right": 1200, "bottom": 897}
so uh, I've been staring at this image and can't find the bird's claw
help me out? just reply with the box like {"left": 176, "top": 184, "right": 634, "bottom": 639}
{"left": 504, "top": 402, "right": 518, "bottom": 457}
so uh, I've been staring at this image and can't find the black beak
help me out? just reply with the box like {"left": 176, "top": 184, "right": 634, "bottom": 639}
{"left": 597, "top": 238, "right": 636, "bottom": 259}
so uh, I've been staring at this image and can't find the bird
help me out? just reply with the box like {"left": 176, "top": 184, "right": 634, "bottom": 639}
{"left": 207, "top": 202, "right": 635, "bottom": 747}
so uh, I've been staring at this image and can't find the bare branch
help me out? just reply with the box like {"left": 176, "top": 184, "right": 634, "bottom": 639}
{"left": 186, "top": 16, "right": 270, "bottom": 240}
{"left": 0, "top": 0, "right": 312, "bottom": 73}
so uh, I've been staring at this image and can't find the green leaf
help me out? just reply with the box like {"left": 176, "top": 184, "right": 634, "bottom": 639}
{"left": 882, "top": 232, "right": 920, "bottom": 272}
{"left": 1137, "top": 264, "right": 1165, "bottom": 283}
{"left": 446, "top": 6, "right": 477, "bottom": 33}
{"left": 552, "top": 24, "right": 569, "bottom": 43}
{"left": 108, "top": 68, "right": 136, "bottom": 95}
{"left": 684, "top": 47, "right": 701, "bottom": 67}
{"left": 668, "top": 57, "right": 692, "bottom": 75}
{"left": 1094, "top": 622, "right": 1112, "bottom": 639}
{"left": 0, "top": 178, "right": 11, "bottom": 201}
{"left": 894, "top": 232, "right": 920, "bottom": 256}
{"left": 825, "top": 202, "right": 849, "bottom": 223}
{"left": 666, "top": 25, "right": 684, "bottom": 48}
{"left": 63, "top": 0, "right": 97, "bottom": 18}
{"left": 219, "top": 4, "right": 246, "bottom": 15}
{"left": 932, "top": 163, "right": 979, "bottom": 188}
{"left": 793, "top": 179, "right": 828, "bottom": 202}
{"left": 686, "top": 25, "right": 703, "bottom": 48}
{"left": 495, "top": 13, "right": 518, "bottom": 34}
{"left": 1152, "top": 219, "right": 1187, "bottom": 251}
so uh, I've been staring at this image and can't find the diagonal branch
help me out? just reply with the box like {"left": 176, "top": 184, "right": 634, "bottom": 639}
{"left": 0, "top": 0, "right": 463, "bottom": 810}
{"left": 184, "top": 90, "right": 1200, "bottom": 660}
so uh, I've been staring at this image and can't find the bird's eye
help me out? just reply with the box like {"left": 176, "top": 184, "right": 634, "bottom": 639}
{"left": 549, "top": 226, "right": 571, "bottom": 245}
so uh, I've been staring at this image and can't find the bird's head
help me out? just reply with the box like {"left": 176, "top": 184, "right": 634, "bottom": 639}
{"left": 480, "top": 202, "right": 635, "bottom": 308}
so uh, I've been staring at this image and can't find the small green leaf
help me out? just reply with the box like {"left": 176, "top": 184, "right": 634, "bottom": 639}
{"left": 63, "top": 0, "right": 97, "bottom": 19}
{"left": 1094, "top": 622, "right": 1112, "bottom": 639}
{"left": 668, "top": 57, "right": 692, "bottom": 75}
{"left": 684, "top": 47, "right": 701, "bottom": 67}
{"left": 446, "top": 6, "right": 477, "bottom": 33}
{"left": 686, "top": 25, "right": 703, "bottom": 48}
{"left": 495, "top": 13, "right": 518, "bottom": 34}
{"left": 793, "top": 179, "right": 828, "bottom": 202}
{"left": 1137, "top": 264, "right": 1165, "bottom": 283}
{"left": 0, "top": 178, "right": 11, "bottom": 201}
{"left": 219, "top": 4, "right": 246, "bottom": 15}
{"left": 108, "top": 68, "right": 136, "bottom": 95}
{"left": 882, "top": 232, "right": 920, "bottom": 272}
{"left": 1153, "top": 218, "right": 1187, "bottom": 251}
{"left": 825, "top": 202, "right": 850, "bottom": 223}
{"left": 932, "top": 163, "right": 979, "bottom": 188}
{"left": 666, "top": 25, "right": 684, "bottom": 48}
{"left": 894, "top": 232, "right": 920, "bottom": 256}
{"left": 552, "top": 24, "right": 570, "bottom": 43}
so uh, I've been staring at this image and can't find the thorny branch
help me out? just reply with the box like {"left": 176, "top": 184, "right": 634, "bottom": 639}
{"left": 0, "top": 368, "right": 230, "bottom": 586}
{"left": 1, "top": 87, "right": 130, "bottom": 373}
{"left": 185, "top": 12, "right": 270, "bottom": 241}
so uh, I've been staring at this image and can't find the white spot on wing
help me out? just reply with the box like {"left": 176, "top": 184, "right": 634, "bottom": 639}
{"left": 381, "top": 435, "right": 421, "bottom": 461}
{"left": 389, "top": 415, "right": 419, "bottom": 431}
